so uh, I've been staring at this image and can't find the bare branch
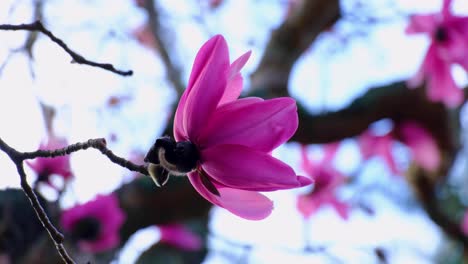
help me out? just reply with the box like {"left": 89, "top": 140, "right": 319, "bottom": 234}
{"left": 292, "top": 82, "right": 459, "bottom": 153}
{"left": 21, "top": 138, "right": 148, "bottom": 175}
{"left": 250, "top": 0, "right": 340, "bottom": 96}
{"left": 141, "top": 0, "right": 185, "bottom": 96}
{"left": 0, "top": 21, "right": 133, "bottom": 76}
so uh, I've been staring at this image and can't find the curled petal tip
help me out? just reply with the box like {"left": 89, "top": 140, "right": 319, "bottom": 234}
{"left": 297, "top": 176, "right": 314, "bottom": 187}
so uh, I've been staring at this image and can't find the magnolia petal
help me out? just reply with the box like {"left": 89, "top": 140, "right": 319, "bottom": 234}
{"left": 399, "top": 122, "right": 440, "bottom": 171}
{"left": 196, "top": 97, "right": 264, "bottom": 146}
{"left": 27, "top": 137, "right": 73, "bottom": 184}
{"left": 405, "top": 14, "right": 438, "bottom": 34}
{"left": 228, "top": 51, "right": 251, "bottom": 79}
{"left": 218, "top": 51, "right": 252, "bottom": 106}
{"left": 329, "top": 199, "right": 350, "bottom": 220}
{"left": 201, "top": 144, "right": 307, "bottom": 191}
{"left": 159, "top": 224, "right": 203, "bottom": 251}
{"left": 357, "top": 131, "right": 375, "bottom": 160}
{"left": 176, "top": 35, "right": 230, "bottom": 141}
{"left": 321, "top": 143, "right": 340, "bottom": 165}
{"left": 358, "top": 130, "right": 400, "bottom": 175}
{"left": 198, "top": 97, "right": 298, "bottom": 152}
{"left": 297, "top": 175, "right": 314, "bottom": 187}
{"left": 174, "top": 91, "right": 189, "bottom": 142}
{"left": 297, "top": 194, "right": 320, "bottom": 219}
{"left": 219, "top": 74, "right": 243, "bottom": 106}
{"left": 442, "top": 0, "right": 453, "bottom": 17}
{"left": 187, "top": 35, "right": 226, "bottom": 93}
{"left": 174, "top": 36, "right": 227, "bottom": 141}
{"left": 216, "top": 188, "right": 274, "bottom": 220}
{"left": 314, "top": 166, "right": 346, "bottom": 195}
{"left": 188, "top": 171, "right": 273, "bottom": 220}
{"left": 408, "top": 45, "right": 434, "bottom": 89}
{"left": 439, "top": 29, "right": 467, "bottom": 60}
{"left": 451, "top": 16, "right": 468, "bottom": 37}
{"left": 426, "top": 53, "right": 463, "bottom": 107}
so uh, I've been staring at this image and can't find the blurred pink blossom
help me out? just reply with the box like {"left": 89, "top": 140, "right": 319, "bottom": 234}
{"left": 131, "top": 23, "right": 158, "bottom": 51}
{"left": 60, "top": 194, "right": 125, "bottom": 253}
{"left": 206, "top": 0, "right": 223, "bottom": 9}
{"left": 158, "top": 224, "right": 202, "bottom": 251}
{"left": 406, "top": 0, "right": 468, "bottom": 107}
{"left": 358, "top": 121, "right": 440, "bottom": 175}
{"left": 27, "top": 137, "right": 73, "bottom": 189}
{"left": 297, "top": 144, "right": 349, "bottom": 220}
{"left": 358, "top": 130, "right": 400, "bottom": 175}
{"left": 172, "top": 35, "right": 312, "bottom": 220}
{"left": 398, "top": 121, "right": 441, "bottom": 172}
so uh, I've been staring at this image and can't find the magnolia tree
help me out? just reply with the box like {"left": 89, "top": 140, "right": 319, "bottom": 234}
{"left": 0, "top": 0, "right": 468, "bottom": 263}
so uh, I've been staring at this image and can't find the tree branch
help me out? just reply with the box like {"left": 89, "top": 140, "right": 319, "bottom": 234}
{"left": 292, "top": 82, "right": 459, "bottom": 153}
{"left": 250, "top": 0, "right": 340, "bottom": 96}
{"left": 141, "top": 0, "right": 185, "bottom": 96}
{"left": 20, "top": 138, "right": 148, "bottom": 175}
{"left": 0, "top": 21, "right": 133, "bottom": 76}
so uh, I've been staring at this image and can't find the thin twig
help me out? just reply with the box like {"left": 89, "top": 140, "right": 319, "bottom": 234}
{"left": 17, "top": 165, "right": 75, "bottom": 264}
{"left": 0, "top": 20, "right": 133, "bottom": 76}
{"left": 21, "top": 138, "right": 148, "bottom": 175}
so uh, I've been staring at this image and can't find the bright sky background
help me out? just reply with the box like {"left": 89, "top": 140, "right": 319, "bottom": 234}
{"left": 0, "top": 0, "right": 467, "bottom": 263}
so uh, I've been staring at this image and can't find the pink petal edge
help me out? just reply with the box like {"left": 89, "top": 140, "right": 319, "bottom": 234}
{"left": 188, "top": 171, "right": 273, "bottom": 220}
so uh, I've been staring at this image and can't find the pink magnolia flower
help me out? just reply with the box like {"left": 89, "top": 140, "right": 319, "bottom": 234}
{"left": 27, "top": 137, "right": 73, "bottom": 189}
{"left": 158, "top": 224, "right": 202, "bottom": 251}
{"left": 60, "top": 194, "right": 125, "bottom": 253}
{"left": 297, "top": 144, "right": 349, "bottom": 220}
{"left": 406, "top": 0, "right": 468, "bottom": 107}
{"left": 144, "top": 35, "right": 312, "bottom": 220}
{"left": 358, "top": 130, "right": 400, "bottom": 175}
{"left": 397, "top": 121, "right": 441, "bottom": 172}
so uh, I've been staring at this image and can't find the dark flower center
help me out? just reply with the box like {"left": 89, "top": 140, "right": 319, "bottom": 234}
{"left": 37, "top": 171, "right": 51, "bottom": 182}
{"left": 71, "top": 217, "right": 101, "bottom": 241}
{"left": 434, "top": 26, "right": 448, "bottom": 43}
{"left": 145, "top": 137, "right": 200, "bottom": 174}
